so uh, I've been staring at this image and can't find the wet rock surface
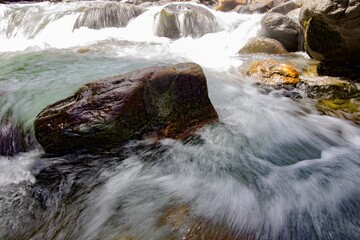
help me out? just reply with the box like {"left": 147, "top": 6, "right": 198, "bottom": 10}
{"left": 300, "top": 0, "right": 360, "bottom": 79}
{"left": 34, "top": 63, "right": 218, "bottom": 155}
{"left": 0, "top": 115, "right": 36, "bottom": 157}
{"left": 157, "top": 204, "right": 254, "bottom": 240}
{"left": 246, "top": 59, "right": 300, "bottom": 85}
{"left": 260, "top": 12, "right": 302, "bottom": 52}
{"left": 239, "top": 37, "right": 288, "bottom": 54}
{"left": 303, "top": 76, "right": 360, "bottom": 125}
{"left": 154, "top": 3, "right": 220, "bottom": 39}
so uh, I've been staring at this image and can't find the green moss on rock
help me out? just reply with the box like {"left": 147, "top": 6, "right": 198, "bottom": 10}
{"left": 316, "top": 98, "right": 360, "bottom": 125}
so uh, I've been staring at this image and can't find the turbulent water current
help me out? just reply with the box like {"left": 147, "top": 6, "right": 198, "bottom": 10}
{"left": 0, "top": 1, "right": 360, "bottom": 240}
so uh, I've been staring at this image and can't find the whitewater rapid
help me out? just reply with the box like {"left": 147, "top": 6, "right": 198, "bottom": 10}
{"left": 1, "top": 1, "right": 360, "bottom": 240}
{"left": 0, "top": 1, "right": 262, "bottom": 68}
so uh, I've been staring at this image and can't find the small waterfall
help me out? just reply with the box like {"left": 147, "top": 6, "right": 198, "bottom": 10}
{"left": 73, "top": 2, "right": 145, "bottom": 30}
{"left": 154, "top": 3, "right": 221, "bottom": 38}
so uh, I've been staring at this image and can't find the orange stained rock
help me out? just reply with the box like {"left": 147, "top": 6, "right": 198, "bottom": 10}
{"left": 246, "top": 60, "right": 300, "bottom": 85}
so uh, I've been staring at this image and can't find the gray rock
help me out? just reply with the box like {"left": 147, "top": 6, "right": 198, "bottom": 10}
{"left": 260, "top": 12, "right": 301, "bottom": 52}
{"left": 286, "top": 8, "right": 300, "bottom": 23}
{"left": 268, "top": 0, "right": 300, "bottom": 15}
{"left": 233, "top": 3, "right": 271, "bottom": 14}
{"left": 155, "top": 3, "right": 220, "bottom": 39}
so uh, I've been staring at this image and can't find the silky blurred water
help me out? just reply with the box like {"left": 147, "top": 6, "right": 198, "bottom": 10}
{"left": 0, "top": 1, "right": 360, "bottom": 240}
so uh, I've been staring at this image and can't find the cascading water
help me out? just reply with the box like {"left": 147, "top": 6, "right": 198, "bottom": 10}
{"left": 0, "top": 1, "right": 360, "bottom": 240}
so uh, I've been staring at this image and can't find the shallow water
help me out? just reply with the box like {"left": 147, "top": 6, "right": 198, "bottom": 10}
{"left": 0, "top": 1, "right": 360, "bottom": 240}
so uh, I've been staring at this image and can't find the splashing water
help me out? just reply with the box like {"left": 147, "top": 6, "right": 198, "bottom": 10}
{"left": 0, "top": 1, "right": 360, "bottom": 240}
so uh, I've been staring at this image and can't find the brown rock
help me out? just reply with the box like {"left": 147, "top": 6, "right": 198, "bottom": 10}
{"left": 239, "top": 37, "right": 288, "bottom": 54}
{"left": 215, "top": 0, "right": 247, "bottom": 12}
{"left": 34, "top": 63, "right": 218, "bottom": 155}
{"left": 157, "top": 204, "right": 254, "bottom": 240}
{"left": 76, "top": 48, "right": 90, "bottom": 54}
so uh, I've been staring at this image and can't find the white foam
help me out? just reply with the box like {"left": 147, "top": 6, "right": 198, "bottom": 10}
{"left": 0, "top": 151, "right": 38, "bottom": 186}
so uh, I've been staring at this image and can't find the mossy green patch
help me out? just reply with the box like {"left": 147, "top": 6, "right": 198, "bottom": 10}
{"left": 316, "top": 98, "right": 360, "bottom": 125}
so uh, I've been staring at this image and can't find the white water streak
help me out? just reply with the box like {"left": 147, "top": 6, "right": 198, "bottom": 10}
{"left": 0, "top": 151, "right": 38, "bottom": 186}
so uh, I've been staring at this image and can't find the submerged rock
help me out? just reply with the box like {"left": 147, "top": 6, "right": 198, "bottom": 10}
{"left": 316, "top": 99, "right": 360, "bottom": 125}
{"left": 239, "top": 37, "right": 288, "bottom": 54}
{"left": 303, "top": 76, "right": 360, "bottom": 125}
{"left": 34, "top": 63, "right": 218, "bottom": 155}
{"left": 246, "top": 59, "right": 300, "bottom": 85}
{"left": 260, "top": 12, "right": 301, "bottom": 52}
{"left": 157, "top": 204, "right": 254, "bottom": 240}
{"left": 305, "top": 77, "right": 360, "bottom": 100}
{"left": 154, "top": 3, "right": 220, "bottom": 39}
{"left": 73, "top": 2, "right": 145, "bottom": 30}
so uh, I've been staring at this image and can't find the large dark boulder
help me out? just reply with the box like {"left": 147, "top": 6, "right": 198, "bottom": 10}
{"left": 300, "top": 0, "right": 360, "bottom": 79}
{"left": 34, "top": 63, "right": 218, "bottom": 155}
{"left": 260, "top": 12, "right": 301, "bottom": 52}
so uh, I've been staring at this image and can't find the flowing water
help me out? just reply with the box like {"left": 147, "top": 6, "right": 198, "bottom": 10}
{"left": 1, "top": 1, "right": 360, "bottom": 240}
